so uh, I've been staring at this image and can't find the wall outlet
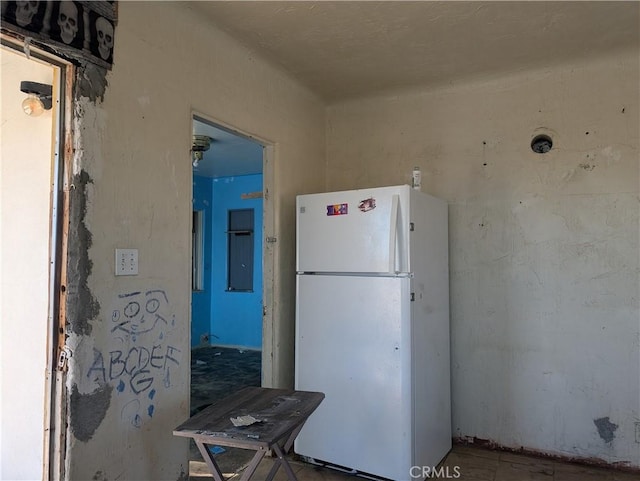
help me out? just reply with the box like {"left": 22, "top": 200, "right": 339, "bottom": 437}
{"left": 635, "top": 422, "right": 640, "bottom": 443}
{"left": 200, "top": 333, "right": 210, "bottom": 345}
{"left": 115, "top": 248, "right": 138, "bottom": 276}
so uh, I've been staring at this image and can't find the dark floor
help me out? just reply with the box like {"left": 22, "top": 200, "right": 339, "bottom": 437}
{"left": 190, "top": 346, "right": 262, "bottom": 474}
{"left": 189, "top": 347, "right": 638, "bottom": 480}
{"left": 191, "top": 346, "right": 261, "bottom": 415}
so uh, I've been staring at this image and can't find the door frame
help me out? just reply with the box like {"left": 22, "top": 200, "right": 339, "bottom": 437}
{"left": 1, "top": 34, "right": 73, "bottom": 481}
{"left": 190, "top": 111, "right": 276, "bottom": 387}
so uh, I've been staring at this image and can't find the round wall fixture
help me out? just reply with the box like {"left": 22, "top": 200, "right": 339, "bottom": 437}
{"left": 531, "top": 134, "right": 553, "bottom": 154}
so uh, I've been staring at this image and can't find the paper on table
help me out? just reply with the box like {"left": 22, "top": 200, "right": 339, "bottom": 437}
{"left": 230, "top": 415, "right": 261, "bottom": 427}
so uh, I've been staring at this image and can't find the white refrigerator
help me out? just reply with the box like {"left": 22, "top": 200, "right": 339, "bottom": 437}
{"left": 294, "top": 185, "right": 451, "bottom": 480}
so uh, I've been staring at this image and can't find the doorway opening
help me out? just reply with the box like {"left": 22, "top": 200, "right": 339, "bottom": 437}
{"left": 190, "top": 115, "right": 267, "bottom": 416}
{"left": 1, "top": 39, "right": 68, "bottom": 481}
{"left": 189, "top": 114, "right": 271, "bottom": 473}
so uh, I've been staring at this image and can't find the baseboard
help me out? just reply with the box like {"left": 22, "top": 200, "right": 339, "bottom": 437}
{"left": 453, "top": 436, "right": 639, "bottom": 473}
{"left": 209, "top": 343, "right": 262, "bottom": 352}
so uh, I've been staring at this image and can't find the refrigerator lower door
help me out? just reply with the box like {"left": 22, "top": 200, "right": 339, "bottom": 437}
{"left": 295, "top": 274, "right": 412, "bottom": 480}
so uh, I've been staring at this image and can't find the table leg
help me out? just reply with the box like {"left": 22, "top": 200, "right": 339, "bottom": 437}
{"left": 197, "top": 442, "right": 268, "bottom": 481}
{"left": 264, "top": 443, "right": 298, "bottom": 481}
{"left": 195, "top": 441, "right": 225, "bottom": 481}
{"left": 237, "top": 448, "right": 267, "bottom": 481}
{"left": 282, "top": 423, "right": 305, "bottom": 453}
{"left": 265, "top": 422, "right": 308, "bottom": 481}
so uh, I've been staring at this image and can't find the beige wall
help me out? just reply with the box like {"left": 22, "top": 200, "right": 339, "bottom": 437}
{"left": 327, "top": 48, "right": 639, "bottom": 466}
{"left": 65, "top": 2, "right": 325, "bottom": 480}
{"left": 0, "top": 47, "right": 55, "bottom": 480}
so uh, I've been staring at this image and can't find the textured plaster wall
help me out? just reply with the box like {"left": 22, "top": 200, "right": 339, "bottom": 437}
{"left": 0, "top": 47, "right": 55, "bottom": 481}
{"left": 326, "top": 49, "right": 639, "bottom": 466}
{"left": 64, "top": 2, "right": 325, "bottom": 480}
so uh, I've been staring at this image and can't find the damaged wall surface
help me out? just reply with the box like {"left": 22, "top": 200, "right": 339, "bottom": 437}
{"left": 326, "top": 48, "right": 639, "bottom": 467}
{"left": 63, "top": 2, "right": 325, "bottom": 480}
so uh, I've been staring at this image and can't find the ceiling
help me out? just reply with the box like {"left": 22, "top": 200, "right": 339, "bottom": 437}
{"left": 187, "top": 1, "right": 638, "bottom": 177}
{"left": 192, "top": 117, "right": 263, "bottom": 178}
{"left": 188, "top": 1, "right": 638, "bottom": 103}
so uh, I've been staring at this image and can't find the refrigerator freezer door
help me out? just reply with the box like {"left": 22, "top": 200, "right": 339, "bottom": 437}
{"left": 295, "top": 274, "right": 412, "bottom": 479}
{"left": 296, "top": 186, "right": 410, "bottom": 274}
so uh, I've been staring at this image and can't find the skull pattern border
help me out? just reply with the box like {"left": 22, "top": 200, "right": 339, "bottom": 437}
{"left": 1, "top": 0, "right": 117, "bottom": 69}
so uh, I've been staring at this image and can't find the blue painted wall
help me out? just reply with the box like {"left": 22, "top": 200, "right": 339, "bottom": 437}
{"left": 211, "top": 175, "right": 263, "bottom": 349}
{"left": 191, "top": 174, "right": 263, "bottom": 349}
{"left": 191, "top": 175, "right": 213, "bottom": 347}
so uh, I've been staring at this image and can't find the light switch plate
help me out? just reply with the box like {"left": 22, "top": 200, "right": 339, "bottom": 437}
{"left": 115, "top": 248, "right": 138, "bottom": 276}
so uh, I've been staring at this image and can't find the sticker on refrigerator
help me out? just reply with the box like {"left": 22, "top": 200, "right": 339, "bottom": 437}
{"left": 326, "top": 203, "right": 348, "bottom": 216}
{"left": 358, "top": 197, "right": 376, "bottom": 212}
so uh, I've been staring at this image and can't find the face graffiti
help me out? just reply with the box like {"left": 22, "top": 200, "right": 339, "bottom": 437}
{"left": 111, "top": 289, "right": 171, "bottom": 340}
{"left": 86, "top": 289, "right": 180, "bottom": 428}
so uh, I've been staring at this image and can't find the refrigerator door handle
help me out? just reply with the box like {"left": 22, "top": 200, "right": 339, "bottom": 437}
{"left": 389, "top": 194, "right": 399, "bottom": 273}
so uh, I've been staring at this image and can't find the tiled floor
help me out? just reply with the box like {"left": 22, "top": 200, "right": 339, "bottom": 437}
{"left": 189, "top": 348, "right": 637, "bottom": 480}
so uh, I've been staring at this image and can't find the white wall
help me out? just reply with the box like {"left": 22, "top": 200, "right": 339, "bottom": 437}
{"left": 327, "top": 48, "right": 639, "bottom": 466}
{"left": 0, "top": 47, "right": 55, "bottom": 480}
{"left": 64, "top": 2, "right": 326, "bottom": 480}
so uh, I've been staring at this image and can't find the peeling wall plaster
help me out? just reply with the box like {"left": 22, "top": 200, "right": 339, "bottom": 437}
{"left": 69, "top": 383, "right": 113, "bottom": 442}
{"left": 77, "top": 63, "right": 109, "bottom": 102}
{"left": 594, "top": 417, "right": 619, "bottom": 444}
{"left": 66, "top": 170, "right": 100, "bottom": 336}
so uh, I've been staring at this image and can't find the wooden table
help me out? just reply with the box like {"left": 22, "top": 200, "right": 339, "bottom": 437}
{"left": 173, "top": 386, "right": 325, "bottom": 481}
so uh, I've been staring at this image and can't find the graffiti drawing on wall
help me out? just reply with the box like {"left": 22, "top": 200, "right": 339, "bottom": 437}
{"left": 87, "top": 289, "right": 181, "bottom": 428}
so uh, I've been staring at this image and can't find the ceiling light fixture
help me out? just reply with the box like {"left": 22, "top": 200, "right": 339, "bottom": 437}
{"left": 191, "top": 135, "right": 212, "bottom": 168}
{"left": 20, "top": 81, "right": 53, "bottom": 117}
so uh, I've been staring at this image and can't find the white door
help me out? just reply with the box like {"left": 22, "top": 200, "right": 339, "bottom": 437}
{"left": 295, "top": 274, "right": 412, "bottom": 479}
{"left": 296, "top": 185, "right": 410, "bottom": 274}
{"left": 1, "top": 45, "right": 62, "bottom": 480}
